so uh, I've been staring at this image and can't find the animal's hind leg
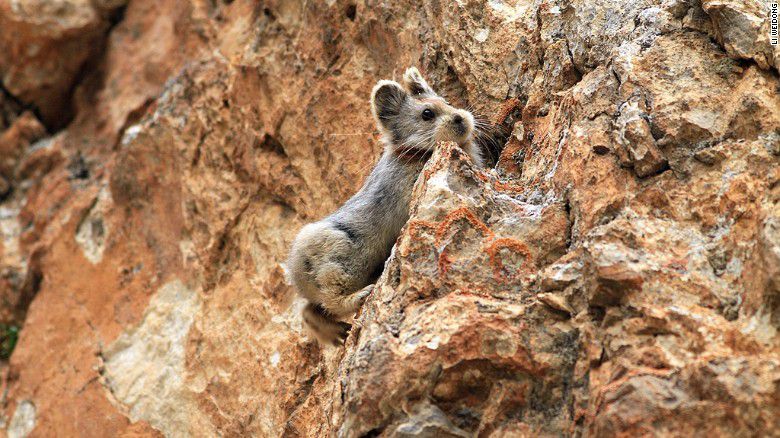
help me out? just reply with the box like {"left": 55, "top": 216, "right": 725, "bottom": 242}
{"left": 315, "top": 262, "right": 373, "bottom": 317}
{"left": 324, "top": 284, "right": 373, "bottom": 318}
{"left": 302, "top": 303, "right": 352, "bottom": 346}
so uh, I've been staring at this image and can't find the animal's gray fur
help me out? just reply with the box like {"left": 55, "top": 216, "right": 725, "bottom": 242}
{"left": 287, "top": 67, "right": 483, "bottom": 345}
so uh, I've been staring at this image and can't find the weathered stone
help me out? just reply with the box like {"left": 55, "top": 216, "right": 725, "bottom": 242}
{"left": 615, "top": 100, "right": 669, "bottom": 178}
{"left": 0, "top": 112, "right": 46, "bottom": 180}
{"left": 7, "top": 400, "right": 35, "bottom": 438}
{"left": 0, "top": 0, "right": 126, "bottom": 127}
{"left": 0, "top": 0, "right": 778, "bottom": 436}
{"left": 703, "top": 0, "right": 780, "bottom": 71}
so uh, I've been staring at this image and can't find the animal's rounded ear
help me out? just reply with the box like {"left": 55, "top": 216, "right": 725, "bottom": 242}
{"left": 402, "top": 67, "right": 435, "bottom": 97}
{"left": 371, "top": 80, "right": 408, "bottom": 125}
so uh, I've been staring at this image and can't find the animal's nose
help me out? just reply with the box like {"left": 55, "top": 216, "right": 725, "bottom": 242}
{"left": 453, "top": 114, "right": 463, "bottom": 124}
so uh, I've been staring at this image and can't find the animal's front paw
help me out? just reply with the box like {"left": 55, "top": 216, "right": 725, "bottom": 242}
{"left": 355, "top": 285, "right": 373, "bottom": 305}
{"left": 334, "top": 284, "right": 374, "bottom": 316}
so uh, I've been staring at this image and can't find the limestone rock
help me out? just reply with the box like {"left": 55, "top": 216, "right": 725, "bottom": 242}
{"left": 0, "top": 112, "right": 46, "bottom": 183}
{"left": 702, "top": 0, "right": 780, "bottom": 70}
{"left": 0, "top": 0, "right": 778, "bottom": 436}
{"left": 0, "top": 0, "right": 126, "bottom": 127}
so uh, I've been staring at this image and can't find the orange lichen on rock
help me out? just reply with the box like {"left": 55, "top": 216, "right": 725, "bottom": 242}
{"left": 434, "top": 207, "right": 494, "bottom": 245}
{"left": 485, "top": 237, "right": 533, "bottom": 283}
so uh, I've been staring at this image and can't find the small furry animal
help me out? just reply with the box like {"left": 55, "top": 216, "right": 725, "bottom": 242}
{"left": 287, "top": 67, "right": 483, "bottom": 345}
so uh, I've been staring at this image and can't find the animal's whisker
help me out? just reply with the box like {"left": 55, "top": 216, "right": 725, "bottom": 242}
{"left": 398, "top": 132, "right": 437, "bottom": 166}
{"left": 397, "top": 135, "right": 435, "bottom": 165}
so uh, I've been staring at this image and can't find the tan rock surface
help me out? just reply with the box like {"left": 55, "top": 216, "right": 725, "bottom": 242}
{"left": 0, "top": 0, "right": 778, "bottom": 436}
{"left": 0, "top": 0, "right": 126, "bottom": 128}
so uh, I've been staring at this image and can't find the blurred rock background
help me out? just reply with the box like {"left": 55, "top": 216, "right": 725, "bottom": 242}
{"left": 0, "top": 0, "right": 778, "bottom": 436}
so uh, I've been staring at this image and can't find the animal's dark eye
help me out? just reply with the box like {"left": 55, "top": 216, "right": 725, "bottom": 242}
{"left": 421, "top": 109, "right": 435, "bottom": 121}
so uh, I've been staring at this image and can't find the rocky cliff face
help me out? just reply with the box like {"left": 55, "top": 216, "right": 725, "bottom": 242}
{"left": 0, "top": 0, "right": 778, "bottom": 436}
